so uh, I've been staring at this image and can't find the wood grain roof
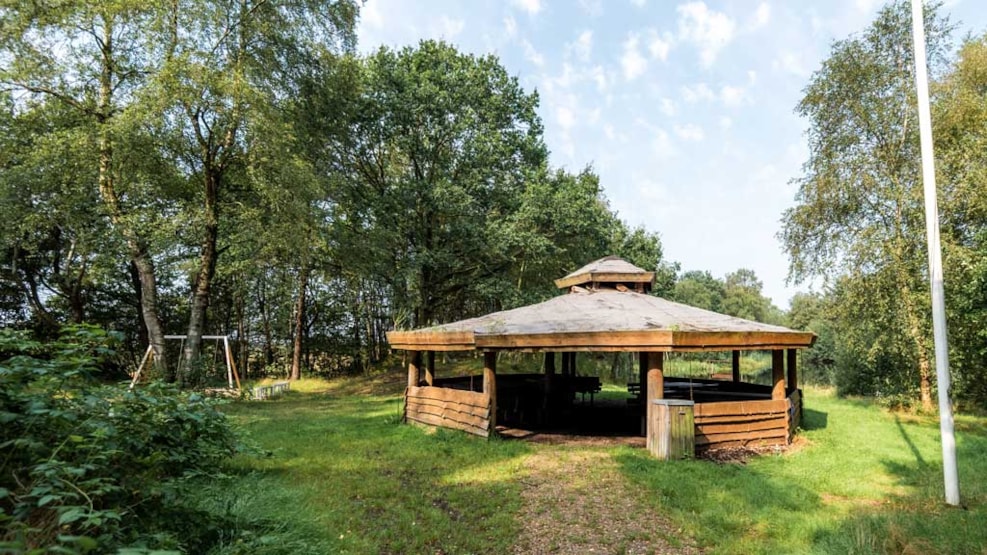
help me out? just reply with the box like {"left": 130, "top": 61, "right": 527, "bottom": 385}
{"left": 387, "top": 288, "right": 815, "bottom": 352}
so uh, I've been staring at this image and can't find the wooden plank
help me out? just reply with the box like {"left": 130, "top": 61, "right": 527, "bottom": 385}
{"left": 405, "top": 398, "right": 490, "bottom": 420}
{"left": 387, "top": 330, "right": 476, "bottom": 350}
{"left": 406, "top": 403, "right": 490, "bottom": 430}
{"left": 473, "top": 330, "right": 815, "bottom": 351}
{"left": 696, "top": 429, "right": 789, "bottom": 445}
{"left": 696, "top": 437, "right": 788, "bottom": 450}
{"left": 553, "top": 271, "right": 655, "bottom": 289}
{"left": 697, "top": 418, "right": 788, "bottom": 435}
{"left": 693, "top": 399, "right": 788, "bottom": 417}
{"left": 483, "top": 351, "right": 497, "bottom": 430}
{"left": 694, "top": 413, "right": 786, "bottom": 425}
{"left": 407, "top": 386, "right": 489, "bottom": 409}
{"left": 772, "top": 350, "right": 785, "bottom": 400}
{"left": 405, "top": 397, "right": 490, "bottom": 420}
{"left": 407, "top": 411, "right": 490, "bottom": 437}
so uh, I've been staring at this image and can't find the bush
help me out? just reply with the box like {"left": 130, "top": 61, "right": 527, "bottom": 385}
{"left": 0, "top": 325, "right": 243, "bottom": 553}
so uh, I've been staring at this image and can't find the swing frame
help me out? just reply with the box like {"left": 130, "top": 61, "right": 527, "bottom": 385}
{"left": 130, "top": 335, "right": 242, "bottom": 392}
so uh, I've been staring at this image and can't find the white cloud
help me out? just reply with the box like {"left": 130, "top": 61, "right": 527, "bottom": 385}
{"left": 750, "top": 2, "right": 771, "bottom": 30}
{"left": 579, "top": 0, "right": 604, "bottom": 17}
{"left": 604, "top": 123, "right": 616, "bottom": 140}
{"left": 720, "top": 116, "right": 733, "bottom": 129}
{"left": 557, "top": 106, "right": 576, "bottom": 130}
{"left": 571, "top": 30, "right": 593, "bottom": 62}
{"left": 621, "top": 34, "right": 648, "bottom": 80}
{"left": 631, "top": 0, "right": 646, "bottom": 6}
{"left": 511, "top": 0, "right": 542, "bottom": 16}
{"left": 674, "top": 123, "right": 705, "bottom": 141}
{"left": 676, "top": 1, "right": 736, "bottom": 67}
{"left": 747, "top": 70, "right": 757, "bottom": 85}
{"left": 660, "top": 97, "right": 677, "bottom": 117}
{"left": 720, "top": 85, "right": 745, "bottom": 106}
{"left": 521, "top": 39, "right": 545, "bottom": 67}
{"left": 361, "top": 0, "right": 384, "bottom": 29}
{"left": 681, "top": 82, "right": 715, "bottom": 103}
{"left": 772, "top": 50, "right": 810, "bottom": 77}
{"left": 436, "top": 16, "right": 464, "bottom": 39}
{"left": 646, "top": 30, "right": 673, "bottom": 61}
{"left": 652, "top": 129, "right": 675, "bottom": 157}
{"left": 504, "top": 15, "right": 517, "bottom": 37}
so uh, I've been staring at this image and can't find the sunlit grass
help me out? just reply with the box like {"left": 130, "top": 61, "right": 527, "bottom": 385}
{"left": 211, "top": 378, "right": 987, "bottom": 554}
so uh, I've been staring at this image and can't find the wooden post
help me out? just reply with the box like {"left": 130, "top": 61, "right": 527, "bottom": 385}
{"left": 484, "top": 351, "right": 497, "bottom": 432}
{"left": 424, "top": 351, "right": 435, "bottom": 386}
{"left": 771, "top": 350, "right": 785, "bottom": 400}
{"left": 644, "top": 352, "right": 664, "bottom": 436}
{"left": 569, "top": 352, "right": 577, "bottom": 375}
{"left": 561, "top": 352, "right": 571, "bottom": 376}
{"left": 732, "top": 350, "right": 741, "bottom": 383}
{"left": 544, "top": 352, "right": 556, "bottom": 375}
{"left": 407, "top": 351, "right": 421, "bottom": 389}
{"left": 786, "top": 349, "right": 798, "bottom": 395}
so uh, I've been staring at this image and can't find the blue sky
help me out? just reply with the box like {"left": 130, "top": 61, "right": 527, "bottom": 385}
{"left": 356, "top": 0, "right": 987, "bottom": 308}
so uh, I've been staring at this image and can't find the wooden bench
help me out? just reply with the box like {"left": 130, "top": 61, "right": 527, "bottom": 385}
{"left": 253, "top": 381, "right": 290, "bottom": 400}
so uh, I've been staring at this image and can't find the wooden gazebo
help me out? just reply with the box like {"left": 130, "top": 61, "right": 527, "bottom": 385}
{"left": 387, "top": 256, "right": 815, "bottom": 453}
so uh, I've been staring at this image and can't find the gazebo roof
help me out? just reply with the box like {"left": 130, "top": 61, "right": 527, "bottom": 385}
{"left": 554, "top": 255, "right": 655, "bottom": 290}
{"left": 387, "top": 285, "right": 815, "bottom": 352}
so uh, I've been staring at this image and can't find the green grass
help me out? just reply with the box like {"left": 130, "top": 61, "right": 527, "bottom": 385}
{"left": 213, "top": 376, "right": 530, "bottom": 554}
{"left": 210, "top": 376, "right": 987, "bottom": 554}
{"left": 616, "top": 388, "right": 987, "bottom": 554}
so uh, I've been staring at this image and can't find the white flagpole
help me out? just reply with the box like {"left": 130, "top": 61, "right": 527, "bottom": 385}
{"left": 910, "top": 0, "right": 959, "bottom": 506}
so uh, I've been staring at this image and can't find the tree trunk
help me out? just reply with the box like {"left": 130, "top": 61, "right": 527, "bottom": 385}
{"left": 181, "top": 168, "right": 221, "bottom": 378}
{"left": 290, "top": 264, "right": 310, "bottom": 380}
{"left": 96, "top": 16, "right": 168, "bottom": 379}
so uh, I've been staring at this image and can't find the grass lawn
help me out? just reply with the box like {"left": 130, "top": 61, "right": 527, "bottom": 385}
{"left": 214, "top": 376, "right": 987, "bottom": 554}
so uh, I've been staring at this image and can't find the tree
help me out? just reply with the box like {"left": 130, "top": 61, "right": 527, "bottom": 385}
{"left": 780, "top": 1, "right": 952, "bottom": 409}
{"left": 672, "top": 270, "right": 724, "bottom": 312}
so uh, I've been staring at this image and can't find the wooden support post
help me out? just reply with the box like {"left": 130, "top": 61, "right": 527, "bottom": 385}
{"left": 484, "top": 351, "right": 497, "bottom": 432}
{"left": 424, "top": 351, "right": 435, "bottom": 386}
{"left": 569, "top": 352, "right": 577, "bottom": 375}
{"left": 771, "top": 349, "right": 785, "bottom": 400}
{"left": 786, "top": 349, "right": 798, "bottom": 395}
{"left": 561, "top": 352, "right": 571, "bottom": 376}
{"left": 544, "top": 352, "right": 556, "bottom": 374}
{"left": 407, "top": 351, "right": 421, "bottom": 389}
{"left": 732, "top": 350, "right": 741, "bottom": 383}
{"left": 645, "top": 352, "right": 664, "bottom": 437}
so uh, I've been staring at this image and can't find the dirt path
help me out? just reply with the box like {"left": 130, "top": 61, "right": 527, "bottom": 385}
{"left": 512, "top": 448, "right": 702, "bottom": 555}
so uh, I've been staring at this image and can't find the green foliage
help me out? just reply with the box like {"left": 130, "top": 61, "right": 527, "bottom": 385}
{"left": 0, "top": 326, "right": 244, "bottom": 552}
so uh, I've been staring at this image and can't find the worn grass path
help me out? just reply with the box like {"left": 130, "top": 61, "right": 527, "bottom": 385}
{"left": 512, "top": 447, "right": 702, "bottom": 554}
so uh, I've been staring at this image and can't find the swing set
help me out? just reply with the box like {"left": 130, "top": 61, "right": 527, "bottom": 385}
{"left": 130, "top": 335, "right": 242, "bottom": 392}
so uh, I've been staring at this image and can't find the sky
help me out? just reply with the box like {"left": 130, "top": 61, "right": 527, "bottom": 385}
{"left": 355, "top": 0, "right": 987, "bottom": 308}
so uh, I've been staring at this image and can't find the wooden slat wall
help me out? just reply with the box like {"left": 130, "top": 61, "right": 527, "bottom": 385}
{"left": 694, "top": 398, "right": 790, "bottom": 449}
{"left": 405, "top": 385, "right": 491, "bottom": 438}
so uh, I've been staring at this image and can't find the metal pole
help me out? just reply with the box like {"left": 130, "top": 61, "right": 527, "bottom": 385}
{"left": 910, "top": 0, "right": 959, "bottom": 506}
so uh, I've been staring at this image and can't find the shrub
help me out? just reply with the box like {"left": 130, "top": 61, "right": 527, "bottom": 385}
{"left": 0, "top": 326, "right": 242, "bottom": 552}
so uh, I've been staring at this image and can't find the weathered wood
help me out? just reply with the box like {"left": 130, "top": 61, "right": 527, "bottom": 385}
{"left": 406, "top": 401, "right": 490, "bottom": 429}
{"left": 786, "top": 349, "right": 798, "bottom": 395}
{"left": 696, "top": 427, "right": 788, "bottom": 445}
{"left": 471, "top": 330, "right": 815, "bottom": 351}
{"left": 554, "top": 271, "right": 655, "bottom": 289}
{"left": 406, "top": 385, "right": 489, "bottom": 410}
{"left": 407, "top": 411, "right": 490, "bottom": 437}
{"left": 693, "top": 413, "right": 786, "bottom": 425}
{"left": 789, "top": 389, "right": 802, "bottom": 434}
{"left": 648, "top": 400, "right": 694, "bottom": 460}
{"left": 425, "top": 351, "right": 436, "bottom": 386}
{"left": 405, "top": 398, "right": 490, "bottom": 421}
{"left": 732, "top": 350, "right": 740, "bottom": 382}
{"left": 693, "top": 399, "right": 789, "bottom": 417}
{"left": 696, "top": 437, "right": 788, "bottom": 450}
{"left": 697, "top": 418, "right": 788, "bottom": 435}
{"left": 483, "top": 351, "right": 497, "bottom": 431}
{"left": 771, "top": 350, "right": 785, "bottom": 400}
{"left": 645, "top": 352, "right": 664, "bottom": 437}
{"left": 408, "top": 351, "right": 422, "bottom": 389}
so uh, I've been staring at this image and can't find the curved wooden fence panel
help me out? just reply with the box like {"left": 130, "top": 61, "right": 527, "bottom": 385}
{"left": 405, "top": 385, "right": 492, "bottom": 437}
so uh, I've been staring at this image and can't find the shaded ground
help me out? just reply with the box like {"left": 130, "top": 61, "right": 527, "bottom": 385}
{"left": 512, "top": 448, "right": 702, "bottom": 555}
